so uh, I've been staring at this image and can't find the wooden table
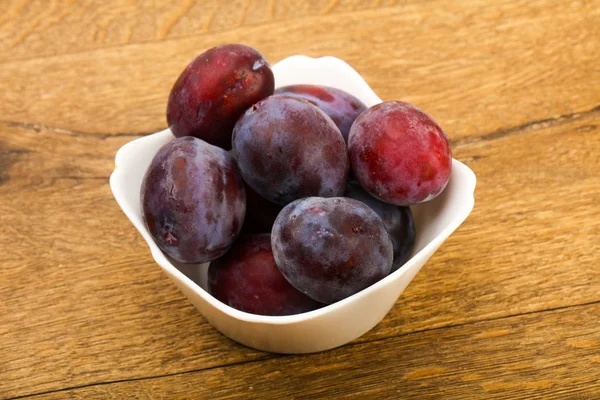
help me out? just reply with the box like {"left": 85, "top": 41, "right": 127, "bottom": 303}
{"left": 1, "top": 0, "right": 598, "bottom": 398}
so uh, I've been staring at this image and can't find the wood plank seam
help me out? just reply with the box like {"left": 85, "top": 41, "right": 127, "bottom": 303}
{"left": 450, "top": 104, "right": 600, "bottom": 148}
{"left": 0, "top": 121, "right": 150, "bottom": 140}
{"left": 2, "top": 102, "right": 598, "bottom": 146}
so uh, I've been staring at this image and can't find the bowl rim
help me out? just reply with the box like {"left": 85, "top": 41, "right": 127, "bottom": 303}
{"left": 109, "top": 55, "right": 476, "bottom": 326}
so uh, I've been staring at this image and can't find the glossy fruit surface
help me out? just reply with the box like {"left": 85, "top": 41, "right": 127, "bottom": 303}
{"left": 348, "top": 101, "right": 452, "bottom": 205}
{"left": 345, "top": 182, "right": 415, "bottom": 271}
{"left": 274, "top": 84, "right": 366, "bottom": 143}
{"left": 233, "top": 95, "right": 348, "bottom": 205}
{"left": 167, "top": 44, "right": 274, "bottom": 149}
{"left": 271, "top": 197, "right": 393, "bottom": 304}
{"left": 142, "top": 137, "right": 245, "bottom": 263}
{"left": 208, "top": 234, "right": 322, "bottom": 316}
{"left": 241, "top": 182, "right": 283, "bottom": 234}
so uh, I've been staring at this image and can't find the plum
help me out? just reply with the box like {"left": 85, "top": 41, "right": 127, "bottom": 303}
{"left": 241, "top": 182, "right": 283, "bottom": 234}
{"left": 167, "top": 44, "right": 274, "bottom": 149}
{"left": 141, "top": 137, "right": 245, "bottom": 263}
{"left": 345, "top": 182, "right": 415, "bottom": 271}
{"left": 271, "top": 197, "right": 393, "bottom": 304}
{"left": 348, "top": 101, "right": 452, "bottom": 205}
{"left": 208, "top": 234, "right": 322, "bottom": 316}
{"left": 232, "top": 95, "right": 349, "bottom": 205}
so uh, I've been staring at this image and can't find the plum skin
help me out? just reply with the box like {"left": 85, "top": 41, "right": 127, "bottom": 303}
{"left": 208, "top": 234, "right": 322, "bottom": 316}
{"left": 345, "top": 182, "right": 415, "bottom": 271}
{"left": 271, "top": 197, "right": 393, "bottom": 304}
{"left": 167, "top": 44, "right": 274, "bottom": 149}
{"left": 274, "top": 84, "right": 367, "bottom": 143}
{"left": 141, "top": 137, "right": 246, "bottom": 264}
{"left": 232, "top": 95, "right": 349, "bottom": 205}
{"left": 348, "top": 101, "right": 452, "bottom": 206}
{"left": 241, "top": 182, "right": 283, "bottom": 234}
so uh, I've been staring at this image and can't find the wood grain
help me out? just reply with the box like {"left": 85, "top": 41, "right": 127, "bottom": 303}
{"left": 29, "top": 303, "right": 600, "bottom": 399}
{"left": 0, "top": 0, "right": 390, "bottom": 61}
{"left": 1, "top": 107, "right": 598, "bottom": 398}
{"left": 0, "top": 0, "right": 598, "bottom": 143}
{"left": 1, "top": 0, "right": 599, "bottom": 398}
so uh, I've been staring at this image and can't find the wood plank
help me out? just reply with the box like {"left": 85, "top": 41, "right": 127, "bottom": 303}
{"left": 0, "top": 0, "right": 389, "bottom": 61}
{"left": 0, "top": 0, "right": 598, "bottom": 143}
{"left": 1, "top": 105, "right": 598, "bottom": 398}
{"left": 29, "top": 302, "right": 600, "bottom": 399}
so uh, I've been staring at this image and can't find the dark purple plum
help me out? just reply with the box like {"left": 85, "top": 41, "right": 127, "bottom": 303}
{"left": 275, "top": 84, "right": 366, "bottom": 143}
{"left": 241, "top": 182, "right": 283, "bottom": 234}
{"left": 167, "top": 44, "right": 274, "bottom": 149}
{"left": 208, "top": 234, "right": 322, "bottom": 316}
{"left": 348, "top": 101, "right": 452, "bottom": 205}
{"left": 271, "top": 197, "right": 393, "bottom": 304}
{"left": 141, "top": 137, "right": 246, "bottom": 263}
{"left": 232, "top": 95, "right": 349, "bottom": 205}
{"left": 345, "top": 182, "right": 415, "bottom": 271}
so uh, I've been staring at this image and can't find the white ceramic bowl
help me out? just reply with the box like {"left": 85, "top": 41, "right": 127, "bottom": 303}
{"left": 110, "top": 56, "right": 476, "bottom": 354}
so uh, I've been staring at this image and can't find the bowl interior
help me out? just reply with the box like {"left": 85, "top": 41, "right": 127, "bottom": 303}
{"left": 110, "top": 56, "right": 476, "bottom": 324}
